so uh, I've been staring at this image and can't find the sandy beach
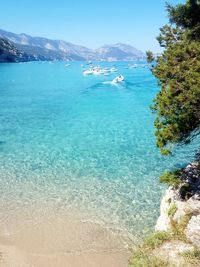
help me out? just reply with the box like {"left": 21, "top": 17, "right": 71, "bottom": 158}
{"left": 0, "top": 214, "right": 131, "bottom": 267}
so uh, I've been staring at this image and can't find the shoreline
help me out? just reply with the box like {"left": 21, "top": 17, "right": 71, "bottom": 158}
{"left": 0, "top": 212, "right": 131, "bottom": 267}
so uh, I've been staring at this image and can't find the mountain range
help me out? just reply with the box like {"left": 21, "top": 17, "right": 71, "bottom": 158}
{"left": 0, "top": 29, "right": 144, "bottom": 62}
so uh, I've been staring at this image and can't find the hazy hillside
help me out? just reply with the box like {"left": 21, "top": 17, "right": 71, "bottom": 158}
{"left": 0, "top": 29, "right": 144, "bottom": 61}
{"left": 0, "top": 38, "right": 28, "bottom": 62}
{"left": 95, "top": 43, "right": 144, "bottom": 61}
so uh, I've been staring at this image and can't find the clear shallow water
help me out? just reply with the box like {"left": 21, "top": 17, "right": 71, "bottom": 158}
{"left": 0, "top": 61, "right": 198, "bottom": 240}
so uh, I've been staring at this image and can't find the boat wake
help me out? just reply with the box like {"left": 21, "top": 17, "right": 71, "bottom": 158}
{"left": 102, "top": 80, "right": 124, "bottom": 86}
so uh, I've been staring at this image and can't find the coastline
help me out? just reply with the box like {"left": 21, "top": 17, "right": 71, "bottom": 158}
{"left": 130, "top": 162, "right": 200, "bottom": 266}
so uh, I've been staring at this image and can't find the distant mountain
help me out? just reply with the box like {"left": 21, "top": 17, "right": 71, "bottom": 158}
{"left": 0, "top": 37, "right": 62, "bottom": 62}
{"left": 15, "top": 43, "right": 85, "bottom": 61}
{"left": 95, "top": 43, "right": 144, "bottom": 61}
{"left": 0, "top": 29, "right": 144, "bottom": 62}
{"left": 0, "top": 29, "right": 92, "bottom": 61}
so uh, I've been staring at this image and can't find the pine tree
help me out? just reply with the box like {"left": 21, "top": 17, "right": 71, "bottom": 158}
{"left": 147, "top": 0, "right": 200, "bottom": 155}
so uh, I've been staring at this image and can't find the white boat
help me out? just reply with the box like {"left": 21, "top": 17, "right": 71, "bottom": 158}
{"left": 83, "top": 69, "right": 93, "bottom": 75}
{"left": 112, "top": 75, "right": 125, "bottom": 83}
{"left": 93, "top": 66, "right": 101, "bottom": 75}
{"left": 83, "top": 66, "right": 117, "bottom": 76}
{"left": 93, "top": 69, "right": 101, "bottom": 75}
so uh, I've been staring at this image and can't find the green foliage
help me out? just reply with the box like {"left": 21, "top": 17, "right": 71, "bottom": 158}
{"left": 129, "top": 248, "right": 170, "bottom": 267}
{"left": 168, "top": 203, "right": 178, "bottom": 217}
{"left": 159, "top": 170, "right": 182, "bottom": 187}
{"left": 156, "top": 25, "right": 182, "bottom": 47}
{"left": 144, "top": 231, "right": 172, "bottom": 249}
{"left": 166, "top": 0, "right": 200, "bottom": 31}
{"left": 129, "top": 231, "right": 172, "bottom": 266}
{"left": 150, "top": 0, "right": 200, "bottom": 154}
{"left": 129, "top": 213, "right": 197, "bottom": 267}
{"left": 146, "top": 50, "right": 155, "bottom": 63}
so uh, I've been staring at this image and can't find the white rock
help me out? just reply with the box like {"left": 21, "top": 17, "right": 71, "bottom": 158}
{"left": 155, "top": 188, "right": 174, "bottom": 231}
{"left": 154, "top": 240, "right": 194, "bottom": 267}
{"left": 173, "top": 200, "right": 186, "bottom": 223}
{"left": 156, "top": 183, "right": 200, "bottom": 250}
{"left": 186, "top": 215, "right": 200, "bottom": 247}
{"left": 185, "top": 198, "right": 200, "bottom": 215}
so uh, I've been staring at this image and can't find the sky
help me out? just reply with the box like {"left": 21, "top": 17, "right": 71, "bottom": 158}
{"left": 0, "top": 0, "right": 185, "bottom": 53}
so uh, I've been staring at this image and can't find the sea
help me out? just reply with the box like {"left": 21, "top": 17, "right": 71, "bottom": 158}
{"left": 0, "top": 61, "right": 198, "bottom": 242}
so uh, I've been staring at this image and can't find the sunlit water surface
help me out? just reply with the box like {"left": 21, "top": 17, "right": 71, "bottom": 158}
{"left": 0, "top": 61, "right": 198, "bottom": 241}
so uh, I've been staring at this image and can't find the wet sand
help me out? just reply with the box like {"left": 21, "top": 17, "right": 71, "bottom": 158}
{"left": 0, "top": 215, "right": 131, "bottom": 267}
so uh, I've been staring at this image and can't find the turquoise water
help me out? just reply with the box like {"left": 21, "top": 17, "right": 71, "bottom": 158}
{"left": 0, "top": 61, "right": 198, "bottom": 240}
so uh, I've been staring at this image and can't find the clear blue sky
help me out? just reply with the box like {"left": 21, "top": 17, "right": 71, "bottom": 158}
{"left": 1, "top": 0, "right": 184, "bottom": 52}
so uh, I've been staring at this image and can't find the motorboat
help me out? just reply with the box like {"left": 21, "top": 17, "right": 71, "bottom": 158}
{"left": 83, "top": 66, "right": 118, "bottom": 77}
{"left": 83, "top": 69, "right": 93, "bottom": 75}
{"left": 93, "top": 69, "right": 101, "bottom": 75}
{"left": 92, "top": 66, "right": 101, "bottom": 75}
{"left": 112, "top": 75, "right": 125, "bottom": 83}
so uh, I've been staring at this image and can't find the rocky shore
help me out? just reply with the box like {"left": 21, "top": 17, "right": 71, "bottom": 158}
{"left": 156, "top": 162, "right": 200, "bottom": 244}
{"left": 0, "top": 38, "right": 32, "bottom": 62}
{"left": 129, "top": 162, "right": 200, "bottom": 266}
{"left": 153, "top": 162, "right": 200, "bottom": 266}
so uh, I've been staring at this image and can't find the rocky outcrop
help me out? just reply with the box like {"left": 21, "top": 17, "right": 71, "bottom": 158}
{"left": 156, "top": 162, "right": 200, "bottom": 237}
{"left": 0, "top": 38, "right": 33, "bottom": 63}
{"left": 179, "top": 162, "right": 200, "bottom": 200}
{"left": 129, "top": 163, "right": 200, "bottom": 266}
{"left": 155, "top": 188, "right": 174, "bottom": 231}
{"left": 156, "top": 186, "right": 200, "bottom": 244}
{"left": 129, "top": 162, "right": 200, "bottom": 267}
{"left": 0, "top": 38, "right": 22, "bottom": 62}
{"left": 154, "top": 162, "right": 200, "bottom": 265}
{"left": 186, "top": 215, "right": 200, "bottom": 247}
{"left": 153, "top": 163, "right": 200, "bottom": 267}
{"left": 153, "top": 240, "right": 194, "bottom": 266}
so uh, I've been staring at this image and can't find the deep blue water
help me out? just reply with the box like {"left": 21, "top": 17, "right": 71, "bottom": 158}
{"left": 0, "top": 61, "right": 198, "bottom": 239}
